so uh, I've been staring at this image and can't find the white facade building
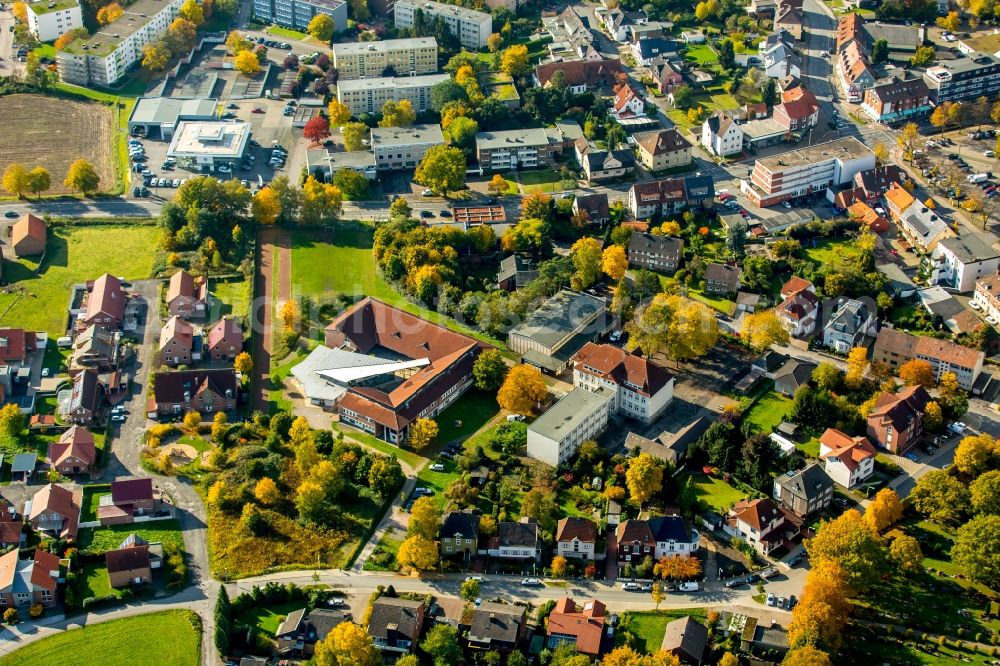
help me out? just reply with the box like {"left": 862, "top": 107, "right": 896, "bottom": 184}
{"left": 370, "top": 124, "right": 444, "bottom": 171}
{"left": 527, "top": 387, "right": 614, "bottom": 467}
{"left": 701, "top": 112, "right": 744, "bottom": 157}
{"left": 26, "top": 0, "right": 83, "bottom": 43}
{"left": 572, "top": 342, "right": 674, "bottom": 424}
{"left": 336, "top": 73, "right": 449, "bottom": 116}
{"left": 393, "top": 0, "right": 491, "bottom": 49}
{"left": 166, "top": 121, "right": 251, "bottom": 170}
{"left": 818, "top": 428, "right": 876, "bottom": 488}
{"left": 929, "top": 234, "right": 1000, "bottom": 293}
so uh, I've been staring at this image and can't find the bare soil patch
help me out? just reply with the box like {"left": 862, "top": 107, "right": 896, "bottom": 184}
{"left": 0, "top": 94, "right": 115, "bottom": 196}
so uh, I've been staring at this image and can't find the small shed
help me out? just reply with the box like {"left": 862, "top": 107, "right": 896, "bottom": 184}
{"left": 11, "top": 453, "right": 37, "bottom": 482}
{"left": 776, "top": 422, "right": 798, "bottom": 438}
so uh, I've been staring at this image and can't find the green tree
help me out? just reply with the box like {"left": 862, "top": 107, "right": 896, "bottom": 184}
{"left": 952, "top": 514, "right": 1000, "bottom": 589}
{"left": 501, "top": 218, "right": 551, "bottom": 257}
{"left": 871, "top": 38, "right": 889, "bottom": 65}
{"left": 719, "top": 39, "right": 736, "bottom": 70}
{"left": 521, "top": 488, "right": 558, "bottom": 532}
{"left": 910, "top": 45, "right": 936, "bottom": 67}
{"left": 570, "top": 237, "right": 603, "bottom": 290}
{"left": 421, "top": 624, "right": 462, "bottom": 666}
{"left": 342, "top": 122, "right": 369, "bottom": 152}
{"left": 460, "top": 578, "right": 480, "bottom": 602}
{"left": 430, "top": 80, "right": 468, "bottom": 112}
{"left": 389, "top": 196, "right": 412, "bottom": 220}
{"left": 414, "top": 145, "right": 466, "bottom": 195}
{"left": 0, "top": 404, "right": 26, "bottom": 440}
{"left": 971, "top": 470, "right": 1000, "bottom": 515}
{"left": 25, "top": 166, "right": 50, "bottom": 198}
{"left": 379, "top": 99, "right": 416, "bottom": 127}
{"left": 910, "top": 469, "right": 970, "bottom": 526}
{"left": 762, "top": 78, "right": 777, "bottom": 108}
{"left": 445, "top": 116, "right": 479, "bottom": 151}
{"left": 625, "top": 294, "right": 719, "bottom": 363}
{"left": 214, "top": 587, "right": 231, "bottom": 656}
{"left": 472, "top": 348, "right": 507, "bottom": 392}
{"left": 331, "top": 169, "right": 369, "bottom": 201}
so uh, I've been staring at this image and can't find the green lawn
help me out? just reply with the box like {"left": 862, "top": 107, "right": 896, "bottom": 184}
{"left": 177, "top": 435, "right": 212, "bottom": 453}
{"left": 288, "top": 228, "right": 501, "bottom": 347}
{"left": 798, "top": 437, "right": 820, "bottom": 457}
{"left": 803, "top": 238, "right": 860, "bottom": 265}
{"left": 0, "top": 225, "right": 160, "bottom": 335}
{"left": 77, "top": 519, "right": 184, "bottom": 554}
{"left": 617, "top": 610, "right": 709, "bottom": 652}
{"left": 77, "top": 560, "right": 120, "bottom": 601}
{"left": 31, "top": 43, "right": 56, "bottom": 59}
{"left": 235, "top": 600, "right": 304, "bottom": 637}
{"left": 689, "top": 289, "right": 735, "bottom": 315}
{"left": 0, "top": 610, "right": 200, "bottom": 666}
{"left": 333, "top": 423, "right": 424, "bottom": 468}
{"left": 743, "top": 392, "right": 792, "bottom": 433}
{"left": 516, "top": 169, "right": 562, "bottom": 194}
{"left": 433, "top": 391, "right": 500, "bottom": 446}
{"left": 80, "top": 484, "right": 111, "bottom": 522}
{"left": 415, "top": 457, "right": 461, "bottom": 511}
{"left": 685, "top": 473, "right": 750, "bottom": 512}
{"left": 683, "top": 44, "right": 718, "bottom": 65}
{"left": 211, "top": 278, "right": 250, "bottom": 319}
{"left": 488, "top": 174, "right": 519, "bottom": 195}
{"left": 363, "top": 527, "right": 405, "bottom": 572}
{"left": 267, "top": 25, "right": 310, "bottom": 40}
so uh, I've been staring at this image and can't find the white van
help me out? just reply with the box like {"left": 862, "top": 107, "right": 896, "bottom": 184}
{"left": 967, "top": 173, "right": 989, "bottom": 184}
{"left": 678, "top": 582, "right": 700, "bottom": 592}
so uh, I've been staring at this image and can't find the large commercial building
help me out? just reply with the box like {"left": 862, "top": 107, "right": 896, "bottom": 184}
{"left": 56, "top": 0, "right": 184, "bottom": 86}
{"left": 370, "top": 124, "right": 444, "bottom": 171}
{"left": 739, "top": 137, "right": 875, "bottom": 207}
{"left": 127, "top": 97, "right": 218, "bottom": 140}
{"left": 922, "top": 52, "right": 1000, "bottom": 103}
{"left": 331, "top": 37, "right": 438, "bottom": 80}
{"left": 166, "top": 121, "right": 251, "bottom": 171}
{"left": 26, "top": 0, "right": 83, "bottom": 43}
{"left": 507, "top": 290, "right": 608, "bottom": 374}
{"left": 475, "top": 128, "right": 559, "bottom": 172}
{"left": 252, "top": 0, "right": 347, "bottom": 33}
{"left": 394, "top": 0, "right": 491, "bottom": 50}
{"left": 527, "top": 387, "right": 615, "bottom": 467}
{"left": 336, "top": 73, "right": 449, "bottom": 115}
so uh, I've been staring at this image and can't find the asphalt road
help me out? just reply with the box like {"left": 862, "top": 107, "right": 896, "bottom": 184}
{"left": 0, "top": 5, "right": 19, "bottom": 77}
{"left": 0, "top": 198, "right": 163, "bottom": 218}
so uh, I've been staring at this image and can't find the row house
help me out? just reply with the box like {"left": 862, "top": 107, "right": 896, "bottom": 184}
{"left": 166, "top": 269, "right": 208, "bottom": 320}
{"left": 861, "top": 78, "right": 932, "bottom": 125}
{"left": 534, "top": 58, "right": 623, "bottom": 94}
{"left": 973, "top": 272, "right": 1000, "bottom": 323}
{"left": 627, "top": 231, "right": 683, "bottom": 274}
{"left": 872, "top": 327, "right": 984, "bottom": 390}
{"left": 627, "top": 175, "right": 715, "bottom": 219}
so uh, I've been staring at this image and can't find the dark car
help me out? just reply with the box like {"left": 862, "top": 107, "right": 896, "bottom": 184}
{"left": 420, "top": 210, "right": 433, "bottom": 218}
{"left": 439, "top": 210, "right": 452, "bottom": 217}
{"left": 725, "top": 579, "right": 744, "bottom": 589}
{"left": 4, "top": 211, "right": 18, "bottom": 218}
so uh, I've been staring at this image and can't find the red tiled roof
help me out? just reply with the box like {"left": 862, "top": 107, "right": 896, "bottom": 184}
{"left": 614, "top": 84, "right": 642, "bottom": 114}
{"left": 547, "top": 598, "right": 607, "bottom": 656}
{"left": 86, "top": 274, "right": 126, "bottom": 323}
{"left": 160, "top": 316, "right": 194, "bottom": 352}
{"left": 105, "top": 545, "right": 150, "bottom": 574}
{"left": 111, "top": 478, "right": 154, "bottom": 504}
{"left": 731, "top": 497, "right": 780, "bottom": 531}
{"left": 535, "top": 58, "right": 623, "bottom": 88}
{"left": 780, "top": 276, "right": 812, "bottom": 299}
{"left": 207, "top": 317, "right": 242, "bottom": 351}
{"left": 573, "top": 342, "right": 672, "bottom": 397}
{"left": 30, "top": 549, "right": 60, "bottom": 591}
{"left": 556, "top": 517, "right": 597, "bottom": 544}
{"left": 820, "top": 428, "right": 876, "bottom": 471}
{"left": 0, "top": 328, "right": 31, "bottom": 364}
{"left": 29, "top": 484, "right": 79, "bottom": 540}
{"left": 166, "top": 270, "right": 206, "bottom": 304}
{"left": 12, "top": 214, "right": 46, "bottom": 246}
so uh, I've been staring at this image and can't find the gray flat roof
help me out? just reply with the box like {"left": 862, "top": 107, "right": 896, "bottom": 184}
{"left": 529, "top": 387, "right": 614, "bottom": 442}
{"left": 332, "top": 37, "right": 436, "bottom": 56}
{"left": 938, "top": 233, "right": 1000, "bottom": 264}
{"left": 754, "top": 137, "right": 872, "bottom": 172}
{"left": 337, "top": 73, "right": 449, "bottom": 93}
{"left": 475, "top": 127, "right": 552, "bottom": 151}
{"left": 129, "top": 97, "right": 218, "bottom": 126}
{"left": 328, "top": 150, "right": 376, "bottom": 169}
{"left": 370, "top": 124, "right": 444, "bottom": 147}
{"left": 509, "top": 289, "right": 606, "bottom": 349}
{"left": 60, "top": 0, "right": 179, "bottom": 56}
{"left": 398, "top": 0, "right": 490, "bottom": 22}
{"left": 167, "top": 121, "right": 251, "bottom": 159}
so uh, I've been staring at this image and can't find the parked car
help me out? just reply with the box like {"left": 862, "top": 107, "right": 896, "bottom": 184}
{"left": 948, "top": 421, "right": 967, "bottom": 435}
{"left": 766, "top": 593, "right": 776, "bottom": 606}
{"left": 506, "top": 414, "right": 525, "bottom": 422}
{"left": 622, "top": 582, "right": 641, "bottom": 591}
{"left": 521, "top": 578, "right": 541, "bottom": 587}
{"left": 777, "top": 596, "right": 786, "bottom": 609}
{"left": 724, "top": 579, "right": 744, "bottom": 589}
{"left": 429, "top": 463, "right": 445, "bottom": 471}
{"left": 678, "top": 582, "right": 700, "bottom": 592}
{"left": 761, "top": 567, "right": 779, "bottom": 579}
{"left": 111, "top": 414, "right": 126, "bottom": 422}
{"left": 466, "top": 575, "right": 484, "bottom": 582}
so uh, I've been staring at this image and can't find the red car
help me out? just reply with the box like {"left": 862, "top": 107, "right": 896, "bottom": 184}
{"left": 252, "top": 108, "right": 265, "bottom": 114}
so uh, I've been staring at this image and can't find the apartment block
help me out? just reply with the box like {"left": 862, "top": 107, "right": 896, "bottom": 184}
{"left": 475, "top": 128, "right": 559, "bottom": 172}
{"left": 572, "top": 342, "right": 674, "bottom": 424}
{"left": 336, "top": 73, "right": 449, "bottom": 115}
{"left": 253, "top": 0, "right": 347, "bottom": 33}
{"left": 26, "top": 0, "right": 83, "bottom": 43}
{"left": 527, "top": 387, "right": 614, "bottom": 467}
{"left": 923, "top": 52, "right": 1000, "bottom": 103}
{"left": 370, "top": 124, "right": 444, "bottom": 171}
{"left": 56, "top": 0, "right": 184, "bottom": 86}
{"left": 331, "top": 37, "right": 437, "bottom": 79}
{"left": 627, "top": 231, "right": 683, "bottom": 273}
{"left": 873, "top": 327, "right": 984, "bottom": 390}
{"left": 739, "top": 137, "right": 875, "bottom": 207}
{"left": 394, "top": 0, "right": 491, "bottom": 49}
{"left": 861, "top": 78, "right": 931, "bottom": 124}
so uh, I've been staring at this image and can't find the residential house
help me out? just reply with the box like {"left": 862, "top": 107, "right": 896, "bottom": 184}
{"left": 111, "top": 477, "right": 156, "bottom": 514}
{"left": 82, "top": 273, "right": 127, "bottom": 329}
{"left": 773, "top": 358, "right": 817, "bottom": 396}
{"left": 624, "top": 419, "right": 707, "bottom": 465}
{"left": 71, "top": 325, "right": 119, "bottom": 370}
{"left": 28, "top": 483, "right": 80, "bottom": 541}
{"left": 883, "top": 181, "right": 915, "bottom": 220}
{"left": 206, "top": 317, "right": 243, "bottom": 362}
{"left": 775, "top": 279, "right": 819, "bottom": 339}
{"left": 773, "top": 463, "right": 834, "bottom": 517}
{"left": 866, "top": 384, "right": 931, "bottom": 453}
{"left": 773, "top": 87, "right": 820, "bottom": 132}
{"left": 159, "top": 316, "right": 197, "bottom": 367}
{"left": 0, "top": 505, "right": 22, "bottom": 549}
{"left": 105, "top": 543, "right": 152, "bottom": 588}
{"left": 0, "top": 328, "right": 37, "bottom": 369}
{"left": 855, "top": 165, "right": 906, "bottom": 201}
{"left": 615, "top": 519, "right": 655, "bottom": 563}
{"left": 613, "top": 84, "right": 646, "bottom": 119}
{"left": 149, "top": 368, "right": 237, "bottom": 418}
{"left": 837, "top": 41, "right": 875, "bottom": 102}
{"left": 701, "top": 112, "right": 744, "bottom": 157}
{"left": 649, "top": 515, "right": 700, "bottom": 558}
{"left": 929, "top": 234, "right": 1000, "bottom": 293}
{"left": 774, "top": 2, "right": 803, "bottom": 40}
{"left": 760, "top": 30, "right": 800, "bottom": 79}
{"left": 704, "top": 263, "right": 741, "bottom": 295}
{"left": 627, "top": 176, "right": 716, "bottom": 219}
{"left": 546, "top": 598, "right": 606, "bottom": 657}
{"left": 898, "top": 203, "right": 955, "bottom": 253}
{"left": 10, "top": 213, "right": 46, "bottom": 256}
{"left": 633, "top": 128, "right": 692, "bottom": 172}
{"left": 555, "top": 517, "right": 597, "bottom": 560}
{"left": 662, "top": 616, "right": 709, "bottom": 665}
{"left": 467, "top": 602, "right": 526, "bottom": 653}
{"left": 573, "top": 343, "right": 674, "bottom": 423}
{"left": 727, "top": 498, "right": 797, "bottom": 555}
{"left": 440, "top": 510, "right": 479, "bottom": 560}
{"left": 275, "top": 608, "right": 346, "bottom": 657}
{"left": 66, "top": 369, "right": 104, "bottom": 425}
{"left": 47, "top": 425, "right": 96, "bottom": 477}
{"left": 603, "top": 7, "right": 645, "bottom": 41}
{"left": 973, "top": 273, "right": 1000, "bottom": 322}
{"left": 534, "top": 59, "right": 624, "bottom": 94}
{"left": 861, "top": 78, "right": 932, "bottom": 124}
{"left": 821, "top": 298, "right": 875, "bottom": 353}
{"left": 628, "top": 232, "right": 683, "bottom": 274}
{"left": 165, "top": 270, "right": 208, "bottom": 319}
{"left": 497, "top": 255, "right": 539, "bottom": 291}
{"left": 581, "top": 148, "right": 636, "bottom": 182}
{"left": 490, "top": 517, "right": 541, "bottom": 560}
{"left": 747, "top": 0, "right": 778, "bottom": 15}
{"left": 872, "top": 327, "right": 984, "bottom": 390}
{"left": 0, "top": 549, "right": 60, "bottom": 609}
{"left": 651, "top": 58, "right": 683, "bottom": 94}
{"left": 631, "top": 36, "right": 678, "bottom": 65}
{"left": 573, "top": 193, "right": 610, "bottom": 226}
{"left": 367, "top": 597, "right": 425, "bottom": 655}
{"left": 819, "top": 428, "right": 876, "bottom": 488}
{"left": 848, "top": 201, "right": 889, "bottom": 233}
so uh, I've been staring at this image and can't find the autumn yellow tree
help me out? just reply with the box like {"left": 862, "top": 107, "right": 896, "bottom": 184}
{"left": 953, "top": 432, "right": 998, "bottom": 477}
{"left": 234, "top": 351, "right": 253, "bottom": 378}
{"left": 63, "top": 159, "right": 100, "bottom": 195}
{"left": 626, "top": 294, "right": 718, "bottom": 363}
{"left": 11, "top": 2, "right": 26, "bottom": 22}
{"left": 626, "top": 453, "right": 664, "bottom": 506}
{"left": 379, "top": 99, "right": 416, "bottom": 127}
{"left": 254, "top": 477, "right": 281, "bottom": 505}
{"left": 783, "top": 647, "right": 833, "bottom": 666}
{"left": 307, "top": 13, "right": 335, "bottom": 41}
{"left": 936, "top": 10, "right": 960, "bottom": 31}
{"left": 487, "top": 173, "right": 509, "bottom": 197}
{"left": 280, "top": 299, "right": 300, "bottom": 332}
{"left": 2, "top": 164, "right": 29, "bottom": 199}
{"left": 487, "top": 33, "right": 503, "bottom": 52}
{"left": 96, "top": 2, "right": 123, "bottom": 24}
{"left": 407, "top": 418, "right": 438, "bottom": 451}
{"left": 805, "top": 509, "right": 885, "bottom": 591}
{"left": 225, "top": 30, "right": 253, "bottom": 53}
{"left": 397, "top": 534, "right": 439, "bottom": 570}
{"left": 872, "top": 142, "right": 889, "bottom": 166}
{"left": 571, "top": 237, "right": 603, "bottom": 290}
{"left": 863, "top": 488, "right": 903, "bottom": 534}
{"left": 602, "top": 245, "right": 628, "bottom": 281}
{"left": 924, "top": 400, "right": 943, "bottom": 431}
{"left": 314, "top": 621, "right": 382, "bottom": 666}
{"left": 788, "top": 560, "right": 851, "bottom": 652}
{"left": 183, "top": 410, "right": 202, "bottom": 432}
{"left": 890, "top": 533, "right": 923, "bottom": 573}
{"left": 252, "top": 187, "right": 281, "bottom": 224}
{"left": 844, "top": 346, "right": 868, "bottom": 389}
{"left": 741, "top": 310, "right": 790, "bottom": 353}
{"left": 497, "top": 364, "right": 547, "bottom": 415}
{"left": 328, "top": 99, "right": 351, "bottom": 126}
{"left": 235, "top": 49, "right": 261, "bottom": 75}
{"left": 551, "top": 555, "right": 568, "bottom": 577}
{"left": 142, "top": 42, "right": 172, "bottom": 72}
{"left": 898, "top": 359, "right": 934, "bottom": 387}
{"left": 499, "top": 44, "right": 530, "bottom": 77}
{"left": 178, "top": 0, "right": 204, "bottom": 25}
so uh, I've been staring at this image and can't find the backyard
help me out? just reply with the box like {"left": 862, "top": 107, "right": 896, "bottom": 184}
{"left": 433, "top": 391, "right": 501, "bottom": 447}
{"left": 78, "top": 519, "right": 184, "bottom": 553}
{"left": 683, "top": 473, "right": 751, "bottom": 513}
{"left": 235, "top": 600, "right": 304, "bottom": 637}
{"left": 514, "top": 169, "right": 564, "bottom": 194}
{"left": 803, "top": 237, "right": 860, "bottom": 265}
{"left": 0, "top": 610, "right": 201, "bottom": 666}
{"left": 615, "top": 610, "right": 709, "bottom": 652}
{"left": 0, "top": 224, "right": 160, "bottom": 335}
{"left": 211, "top": 278, "right": 250, "bottom": 319}
{"left": 743, "top": 391, "right": 793, "bottom": 434}
{"left": 81, "top": 484, "right": 112, "bottom": 522}
{"left": 76, "top": 560, "right": 120, "bottom": 601}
